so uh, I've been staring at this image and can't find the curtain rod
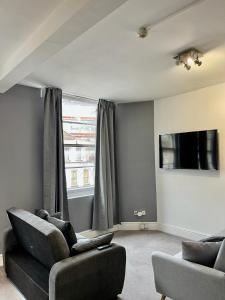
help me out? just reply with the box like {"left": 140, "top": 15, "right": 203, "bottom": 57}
{"left": 41, "top": 88, "right": 98, "bottom": 103}
{"left": 62, "top": 92, "right": 98, "bottom": 103}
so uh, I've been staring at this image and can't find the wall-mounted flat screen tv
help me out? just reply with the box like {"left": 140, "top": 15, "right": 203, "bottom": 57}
{"left": 159, "top": 129, "right": 218, "bottom": 170}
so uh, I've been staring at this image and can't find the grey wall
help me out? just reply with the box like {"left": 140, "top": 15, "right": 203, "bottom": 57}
{"left": 0, "top": 85, "right": 43, "bottom": 251}
{"left": 0, "top": 86, "right": 156, "bottom": 251}
{"left": 116, "top": 101, "right": 156, "bottom": 222}
{"left": 68, "top": 196, "right": 93, "bottom": 232}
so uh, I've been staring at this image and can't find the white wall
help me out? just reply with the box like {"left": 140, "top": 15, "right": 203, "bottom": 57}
{"left": 155, "top": 82, "right": 225, "bottom": 237}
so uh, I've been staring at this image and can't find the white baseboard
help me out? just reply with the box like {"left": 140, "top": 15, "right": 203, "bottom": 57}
{"left": 80, "top": 225, "right": 120, "bottom": 238}
{"left": 80, "top": 222, "right": 210, "bottom": 241}
{"left": 0, "top": 254, "right": 3, "bottom": 267}
{"left": 118, "top": 222, "right": 158, "bottom": 231}
{"left": 157, "top": 223, "right": 210, "bottom": 241}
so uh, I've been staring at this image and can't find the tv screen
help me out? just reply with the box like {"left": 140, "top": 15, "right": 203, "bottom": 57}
{"left": 159, "top": 129, "right": 218, "bottom": 170}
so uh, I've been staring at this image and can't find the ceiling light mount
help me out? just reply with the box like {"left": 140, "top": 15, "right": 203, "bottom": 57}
{"left": 174, "top": 48, "right": 203, "bottom": 71}
{"left": 137, "top": 26, "right": 150, "bottom": 38}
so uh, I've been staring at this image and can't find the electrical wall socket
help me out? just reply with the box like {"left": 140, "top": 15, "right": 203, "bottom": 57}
{"left": 134, "top": 210, "right": 146, "bottom": 217}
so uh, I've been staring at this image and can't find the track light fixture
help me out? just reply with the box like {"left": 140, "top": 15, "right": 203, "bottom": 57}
{"left": 174, "top": 48, "right": 203, "bottom": 71}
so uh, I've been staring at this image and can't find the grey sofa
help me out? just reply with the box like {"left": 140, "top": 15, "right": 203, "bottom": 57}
{"left": 152, "top": 236, "right": 225, "bottom": 300}
{"left": 3, "top": 208, "right": 126, "bottom": 300}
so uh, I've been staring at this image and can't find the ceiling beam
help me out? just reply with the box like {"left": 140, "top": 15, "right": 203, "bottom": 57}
{"left": 0, "top": 0, "right": 127, "bottom": 93}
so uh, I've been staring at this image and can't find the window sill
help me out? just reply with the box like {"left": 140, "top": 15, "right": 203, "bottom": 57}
{"left": 67, "top": 187, "right": 94, "bottom": 199}
{"left": 68, "top": 193, "right": 94, "bottom": 200}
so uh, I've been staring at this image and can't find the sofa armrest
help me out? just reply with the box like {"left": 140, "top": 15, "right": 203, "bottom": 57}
{"left": 152, "top": 251, "right": 225, "bottom": 300}
{"left": 49, "top": 243, "right": 126, "bottom": 300}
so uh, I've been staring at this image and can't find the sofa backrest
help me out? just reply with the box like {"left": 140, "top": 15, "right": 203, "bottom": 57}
{"left": 7, "top": 208, "right": 70, "bottom": 269}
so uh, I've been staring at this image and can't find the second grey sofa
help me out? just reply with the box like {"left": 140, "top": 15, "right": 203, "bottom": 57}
{"left": 4, "top": 208, "right": 126, "bottom": 300}
{"left": 152, "top": 235, "right": 225, "bottom": 300}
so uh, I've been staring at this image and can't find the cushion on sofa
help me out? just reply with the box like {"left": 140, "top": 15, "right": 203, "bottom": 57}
{"left": 35, "top": 209, "right": 62, "bottom": 220}
{"left": 47, "top": 216, "right": 77, "bottom": 248}
{"left": 214, "top": 239, "right": 225, "bottom": 272}
{"left": 7, "top": 208, "right": 70, "bottom": 269}
{"left": 35, "top": 209, "right": 49, "bottom": 220}
{"left": 71, "top": 233, "right": 114, "bottom": 254}
{"left": 35, "top": 209, "right": 77, "bottom": 248}
{"left": 182, "top": 241, "right": 222, "bottom": 267}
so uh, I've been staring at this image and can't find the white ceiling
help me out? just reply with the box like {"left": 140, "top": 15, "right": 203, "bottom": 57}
{"left": 0, "top": 0, "right": 61, "bottom": 64}
{"left": 2, "top": 0, "right": 225, "bottom": 102}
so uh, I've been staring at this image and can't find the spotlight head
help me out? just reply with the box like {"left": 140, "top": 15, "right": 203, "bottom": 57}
{"left": 187, "top": 57, "right": 194, "bottom": 66}
{"left": 195, "top": 59, "right": 202, "bottom": 66}
{"left": 184, "top": 63, "right": 191, "bottom": 70}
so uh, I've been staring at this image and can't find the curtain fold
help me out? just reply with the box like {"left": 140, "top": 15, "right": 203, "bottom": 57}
{"left": 92, "top": 99, "right": 119, "bottom": 230}
{"left": 43, "top": 87, "right": 69, "bottom": 220}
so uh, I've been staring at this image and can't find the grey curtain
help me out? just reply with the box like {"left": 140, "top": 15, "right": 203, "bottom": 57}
{"left": 92, "top": 99, "right": 119, "bottom": 230}
{"left": 43, "top": 87, "right": 69, "bottom": 220}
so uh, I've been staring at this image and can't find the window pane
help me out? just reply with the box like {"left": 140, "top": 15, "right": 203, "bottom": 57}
{"left": 66, "top": 167, "right": 95, "bottom": 190}
{"left": 64, "top": 146, "right": 95, "bottom": 164}
{"left": 62, "top": 97, "right": 97, "bottom": 197}
{"left": 63, "top": 122, "right": 96, "bottom": 145}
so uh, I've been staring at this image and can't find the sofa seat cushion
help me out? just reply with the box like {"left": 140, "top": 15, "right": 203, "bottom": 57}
{"left": 5, "top": 249, "right": 49, "bottom": 300}
{"left": 7, "top": 208, "right": 70, "bottom": 269}
{"left": 71, "top": 233, "right": 113, "bottom": 255}
{"left": 182, "top": 241, "right": 222, "bottom": 267}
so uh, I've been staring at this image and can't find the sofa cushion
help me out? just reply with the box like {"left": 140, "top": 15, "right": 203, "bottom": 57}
{"left": 182, "top": 241, "right": 222, "bottom": 267}
{"left": 7, "top": 208, "right": 70, "bottom": 269}
{"left": 47, "top": 216, "right": 77, "bottom": 248}
{"left": 214, "top": 239, "right": 225, "bottom": 272}
{"left": 35, "top": 209, "right": 77, "bottom": 248}
{"left": 35, "top": 209, "right": 49, "bottom": 220}
{"left": 71, "top": 233, "right": 113, "bottom": 255}
{"left": 35, "top": 209, "right": 61, "bottom": 220}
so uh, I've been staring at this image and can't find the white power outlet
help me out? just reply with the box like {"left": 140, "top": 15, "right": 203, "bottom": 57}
{"left": 134, "top": 210, "right": 146, "bottom": 217}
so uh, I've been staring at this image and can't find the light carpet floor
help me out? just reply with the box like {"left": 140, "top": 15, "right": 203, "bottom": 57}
{"left": 0, "top": 231, "right": 183, "bottom": 300}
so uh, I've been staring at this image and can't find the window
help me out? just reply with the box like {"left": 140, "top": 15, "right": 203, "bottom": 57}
{"left": 71, "top": 170, "right": 78, "bottom": 188}
{"left": 62, "top": 97, "right": 97, "bottom": 198}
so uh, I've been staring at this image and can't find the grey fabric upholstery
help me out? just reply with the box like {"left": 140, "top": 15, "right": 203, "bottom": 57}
{"left": 43, "top": 87, "right": 69, "bottom": 220}
{"left": 49, "top": 243, "right": 126, "bottom": 300}
{"left": 3, "top": 228, "right": 18, "bottom": 272}
{"left": 92, "top": 99, "right": 119, "bottom": 230}
{"left": 182, "top": 241, "right": 222, "bottom": 267}
{"left": 47, "top": 216, "right": 77, "bottom": 248}
{"left": 7, "top": 208, "right": 70, "bottom": 268}
{"left": 71, "top": 233, "right": 113, "bottom": 254}
{"left": 152, "top": 251, "right": 225, "bottom": 300}
{"left": 5, "top": 249, "right": 49, "bottom": 300}
{"left": 35, "top": 209, "right": 62, "bottom": 220}
{"left": 36, "top": 209, "right": 77, "bottom": 248}
{"left": 214, "top": 240, "right": 225, "bottom": 272}
{"left": 4, "top": 209, "right": 126, "bottom": 300}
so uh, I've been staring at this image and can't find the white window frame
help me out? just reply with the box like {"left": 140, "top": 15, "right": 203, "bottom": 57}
{"left": 62, "top": 95, "right": 97, "bottom": 199}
